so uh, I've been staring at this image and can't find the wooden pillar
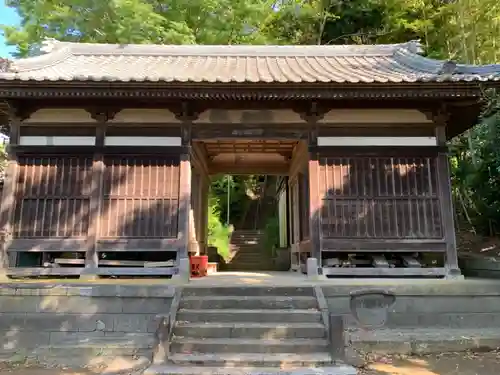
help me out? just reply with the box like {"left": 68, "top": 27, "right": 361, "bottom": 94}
{"left": 188, "top": 171, "right": 201, "bottom": 256}
{"left": 303, "top": 103, "right": 323, "bottom": 269}
{"left": 85, "top": 120, "right": 106, "bottom": 269}
{"left": 176, "top": 104, "right": 196, "bottom": 260}
{"left": 308, "top": 150, "right": 322, "bottom": 265}
{"left": 0, "top": 110, "right": 20, "bottom": 276}
{"left": 435, "top": 124, "right": 461, "bottom": 276}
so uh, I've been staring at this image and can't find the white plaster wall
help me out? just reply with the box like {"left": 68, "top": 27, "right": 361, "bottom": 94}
{"left": 317, "top": 136, "right": 437, "bottom": 147}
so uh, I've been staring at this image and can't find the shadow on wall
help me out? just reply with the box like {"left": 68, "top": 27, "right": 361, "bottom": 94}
{"left": 2, "top": 154, "right": 185, "bottom": 267}
{"left": 316, "top": 154, "right": 444, "bottom": 265}
{"left": 0, "top": 154, "right": 188, "bottom": 370}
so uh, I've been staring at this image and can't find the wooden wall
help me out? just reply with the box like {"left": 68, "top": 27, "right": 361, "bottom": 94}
{"left": 12, "top": 154, "right": 181, "bottom": 245}
{"left": 318, "top": 155, "right": 442, "bottom": 240}
{"left": 316, "top": 148, "right": 447, "bottom": 253}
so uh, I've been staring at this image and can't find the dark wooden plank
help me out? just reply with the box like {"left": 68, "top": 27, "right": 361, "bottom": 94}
{"left": 94, "top": 267, "right": 177, "bottom": 276}
{"left": 54, "top": 258, "right": 146, "bottom": 266}
{"left": 322, "top": 267, "right": 447, "bottom": 277}
{"left": 8, "top": 238, "right": 87, "bottom": 252}
{"left": 321, "top": 239, "right": 446, "bottom": 252}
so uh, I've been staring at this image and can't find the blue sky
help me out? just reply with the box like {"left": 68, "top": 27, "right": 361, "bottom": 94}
{"left": 0, "top": 2, "right": 20, "bottom": 57}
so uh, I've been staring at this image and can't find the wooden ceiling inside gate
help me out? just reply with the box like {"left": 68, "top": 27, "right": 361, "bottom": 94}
{"left": 202, "top": 139, "right": 298, "bottom": 156}
{"left": 198, "top": 139, "right": 299, "bottom": 175}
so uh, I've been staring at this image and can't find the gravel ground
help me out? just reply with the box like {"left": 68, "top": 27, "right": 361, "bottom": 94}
{"left": 1, "top": 351, "right": 499, "bottom": 375}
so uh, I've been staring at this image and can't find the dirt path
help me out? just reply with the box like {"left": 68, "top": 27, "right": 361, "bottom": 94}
{"left": 361, "top": 351, "right": 500, "bottom": 375}
{"left": 1, "top": 352, "right": 499, "bottom": 375}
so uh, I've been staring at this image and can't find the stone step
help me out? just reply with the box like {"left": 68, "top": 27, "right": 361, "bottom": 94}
{"left": 171, "top": 338, "right": 329, "bottom": 354}
{"left": 176, "top": 309, "right": 322, "bottom": 323}
{"left": 145, "top": 364, "right": 357, "bottom": 375}
{"left": 182, "top": 287, "right": 315, "bottom": 297}
{"left": 179, "top": 296, "right": 318, "bottom": 310}
{"left": 173, "top": 322, "right": 326, "bottom": 339}
{"left": 166, "top": 353, "right": 333, "bottom": 367}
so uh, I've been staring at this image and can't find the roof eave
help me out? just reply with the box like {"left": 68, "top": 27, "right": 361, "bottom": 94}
{"left": 0, "top": 79, "right": 496, "bottom": 100}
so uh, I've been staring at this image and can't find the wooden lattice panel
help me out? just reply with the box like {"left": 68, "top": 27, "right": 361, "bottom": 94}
{"left": 318, "top": 156, "right": 442, "bottom": 239}
{"left": 14, "top": 156, "right": 92, "bottom": 238}
{"left": 100, "top": 155, "right": 180, "bottom": 238}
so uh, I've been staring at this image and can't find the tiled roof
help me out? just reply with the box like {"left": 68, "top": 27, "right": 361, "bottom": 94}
{"left": 1, "top": 39, "right": 500, "bottom": 84}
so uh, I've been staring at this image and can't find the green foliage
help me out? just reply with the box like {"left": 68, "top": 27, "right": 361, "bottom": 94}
{"left": 263, "top": 215, "right": 280, "bottom": 256}
{"left": 450, "top": 89, "right": 500, "bottom": 235}
{"left": 207, "top": 192, "right": 232, "bottom": 260}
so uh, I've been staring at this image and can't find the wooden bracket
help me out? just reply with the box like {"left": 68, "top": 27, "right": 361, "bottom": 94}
{"left": 86, "top": 107, "right": 120, "bottom": 122}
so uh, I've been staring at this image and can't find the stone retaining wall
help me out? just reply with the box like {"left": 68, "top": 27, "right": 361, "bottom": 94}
{"left": 0, "top": 284, "right": 174, "bottom": 365}
{"left": 323, "top": 281, "right": 500, "bottom": 328}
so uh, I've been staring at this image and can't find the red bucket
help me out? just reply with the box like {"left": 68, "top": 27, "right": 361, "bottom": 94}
{"left": 190, "top": 255, "right": 208, "bottom": 278}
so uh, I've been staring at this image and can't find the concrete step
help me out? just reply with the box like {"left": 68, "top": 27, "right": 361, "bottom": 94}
{"left": 166, "top": 353, "right": 333, "bottom": 367}
{"left": 176, "top": 309, "right": 321, "bottom": 323}
{"left": 224, "top": 265, "right": 276, "bottom": 272}
{"left": 179, "top": 296, "right": 317, "bottom": 310}
{"left": 145, "top": 364, "right": 357, "bottom": 375}
{"left": 181, "top": 287, "right": 315, "bottom": 297}
{"left": 171, "top": 338, "right": 329, "bottom": 354}
{"left": 173, "top": 322, "right": 326, "bottom": 339}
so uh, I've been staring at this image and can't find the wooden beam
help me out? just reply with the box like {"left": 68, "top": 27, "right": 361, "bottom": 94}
{"left": 288, "top": 141, "right": 308, "bottom": 180}
{"left": 6, "top": 266, "right": 177, "bottom": 277}
{"left": 322, "top": 267, "right": 447, "bottom": 277}
{"left": 97, "top": 238, "right": 183, "bottom": 251}
{"left": 208, "top": 164, "right": 289, "bottom": 175}
{"left": 8, "top": 238, "right": 87, "bottom": 252}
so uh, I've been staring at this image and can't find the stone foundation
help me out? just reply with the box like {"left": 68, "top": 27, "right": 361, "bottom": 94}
{"left": 0, "top": 284, "right": 174, "bottom": 366}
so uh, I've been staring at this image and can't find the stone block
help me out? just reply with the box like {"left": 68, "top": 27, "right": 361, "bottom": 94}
{"left": 48, "top": 331, "right": 105, "bottom": 345}
{"left": 113, "top": 314, "right": 157, "bottom": 333}
{"left": 172, "top": 258, "right": 190, "bottom": 283}
{"left": 306, "top": 258, "right": 319, "bottom": 278}
{"left": 0, "top": 312, "right": 115, "bottom": 332}
{"left": 0, "top": 296, "right": 41, "bottom": 313}
{"left": 122, "top": 298, "right": 169, "bottom": 314}
{"left": 0, "top": 331, "right": 51, "bottom": 351}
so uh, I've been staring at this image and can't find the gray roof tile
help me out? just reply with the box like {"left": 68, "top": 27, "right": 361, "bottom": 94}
{"left": 1, "top": 39, "right": 499, "bottom": 83}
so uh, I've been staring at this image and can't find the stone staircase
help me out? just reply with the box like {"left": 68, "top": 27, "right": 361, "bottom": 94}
{"left": 147, "top": 287, "right": 355, "bottom": 374}
{"left": 226, "top": 230, "right": 274, "bottom": 271}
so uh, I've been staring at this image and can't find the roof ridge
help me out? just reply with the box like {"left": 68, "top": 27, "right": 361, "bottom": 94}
{"left": 29, "top": 38, "right": 423, "bottom": 58}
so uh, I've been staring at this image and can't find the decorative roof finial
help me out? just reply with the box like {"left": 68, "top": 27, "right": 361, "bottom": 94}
{"left": 0, "top": 58, "right": 11, "bottom": 73}
{"left": 405, "top": 40, "right": 424, "bottom": 54}
{"left": 439, "top": 60, "right": 457, "bottom": 75}
{"left": 40, "top": 38, "right": 60, "bottom": 54}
